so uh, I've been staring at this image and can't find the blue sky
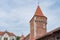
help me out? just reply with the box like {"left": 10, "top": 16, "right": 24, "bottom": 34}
{"left": 0, "top": 0, "right": 60, "bottom": 36}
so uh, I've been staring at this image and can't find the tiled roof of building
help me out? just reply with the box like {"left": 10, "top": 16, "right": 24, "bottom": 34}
{"left": 0, "top": 31, "right": 15, "bottom": 36}
{"left": 24, "top": 33, "right": 30, "bottom": 40}
{"left": 34, "top": 5, "right": 44, "bottom": 16}
{"left": 30, "top": 5, "right": 45, "bottom": 22}
{"left": 0, "top": 32, "right": 4, "bottom": 35}
{"left": 36, "top": 27, "right": 60, "bottom": 40}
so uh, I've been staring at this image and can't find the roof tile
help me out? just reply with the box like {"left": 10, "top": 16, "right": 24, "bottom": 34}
{"left": 34, "top": 5, "right": 44, "bottom": 16}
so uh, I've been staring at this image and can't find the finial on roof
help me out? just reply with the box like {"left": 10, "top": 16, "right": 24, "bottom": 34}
{"left": 22, "top": 32, "right": 23, "bottom": 35}
{"left": 5, "top": 30, "right": 8, "bottom": 33}
{"left": 38, "top": 0, "right": 39, "bottom": 5}
{"left": 21, "top": 32, "right": 24, "bottom": 37}
{"left": 21, "top": 32, "right": 24, "bottom": 36}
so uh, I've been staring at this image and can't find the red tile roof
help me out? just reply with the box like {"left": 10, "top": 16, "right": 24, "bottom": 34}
{"left": 0, "top": 32, "right": 4, "bottom": 35}
{"left": 34, "top": 5, "right": 44, "bottom": 16}
{"left": 8, "top": 32, "right": 15, "bottom": 36}
{"left": 0, "top": 31, "right": 15, "bottom": 36}
{"left": 30, "top": 5, "right": 45, "bottom": 22}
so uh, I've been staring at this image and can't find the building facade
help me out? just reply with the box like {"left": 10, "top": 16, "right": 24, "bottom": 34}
{"left": 0, "top": 31, "right": 16, "bottom": 40}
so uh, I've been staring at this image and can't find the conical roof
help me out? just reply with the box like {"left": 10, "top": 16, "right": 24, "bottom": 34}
{"left": 34, "top": 5, "right": 44, "bottom": 16}
{"left": 30, "top": 5, "right": 45, "bottom": 22}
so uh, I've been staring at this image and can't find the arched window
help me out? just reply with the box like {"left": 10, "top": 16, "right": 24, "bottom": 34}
{"left": 57, "top": 37, "right": 60, "bottom": 40}
{"left": 12, "top": 39, "right": 14, "bottom": 40}
{"left": 4, "top": 38, "right": 8, "bottom": 40}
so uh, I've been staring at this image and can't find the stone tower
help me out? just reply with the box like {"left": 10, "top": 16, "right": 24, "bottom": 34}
{"left": 30, "top": 5, "right": 47, "bottom": 40}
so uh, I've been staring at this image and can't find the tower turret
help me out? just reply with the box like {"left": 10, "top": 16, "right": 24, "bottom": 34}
{"left": 30, "top": 5, "right": 47, "bottom": 40}
{"left": 20, "top": 34, "right": 24, "bottom": 40}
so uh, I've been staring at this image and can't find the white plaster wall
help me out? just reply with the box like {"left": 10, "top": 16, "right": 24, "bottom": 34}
{"left": 10, "top": 36, "right": 16, "bottom": 40}
{"left": 1, "top": 33, "right": 10, "bottom": 40}
{"left": 0, "top": 33, "right": 16, "bottom": 40}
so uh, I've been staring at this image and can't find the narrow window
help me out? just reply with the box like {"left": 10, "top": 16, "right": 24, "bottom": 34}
{"left": 12, "top": 39, "right": 14, "bottom": 40}
{"left": 4, "top": 38, "right": 8, "bottom": 40}
{"left": 57, "top": 37, "right": 60, "bottom": 40}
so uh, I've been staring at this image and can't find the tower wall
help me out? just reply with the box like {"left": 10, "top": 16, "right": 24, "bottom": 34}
{"left": 30, "top": 17, "right": 34, "bottom": 39}
{"left": 35, "top": 16, "right": 47, "bottom": 37}
{"left": 30, "top": 5, "right": 47, "bottom": 40}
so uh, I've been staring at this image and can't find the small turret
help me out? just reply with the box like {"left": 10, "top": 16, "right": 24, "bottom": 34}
{"left": 30, "top": 5, "right": 47, "bottom": 40}
{"left": 20, "top": 34, "right": 24, "bottom": 40}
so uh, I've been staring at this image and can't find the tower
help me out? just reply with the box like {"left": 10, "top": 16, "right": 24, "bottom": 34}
{"left": 20, "top": 34, "right": 24, "bottom": 40}
{"left": 30, "top": 5, "right": 47, "bottom": 40}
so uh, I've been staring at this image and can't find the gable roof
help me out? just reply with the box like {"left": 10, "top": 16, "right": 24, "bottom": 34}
{"left": 0, "top": 31, "right": 15, "bottom": 36}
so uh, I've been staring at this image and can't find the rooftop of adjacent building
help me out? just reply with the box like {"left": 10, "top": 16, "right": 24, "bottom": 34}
{"left": 0, "top": 31, "right": 16, "bottom": 36}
